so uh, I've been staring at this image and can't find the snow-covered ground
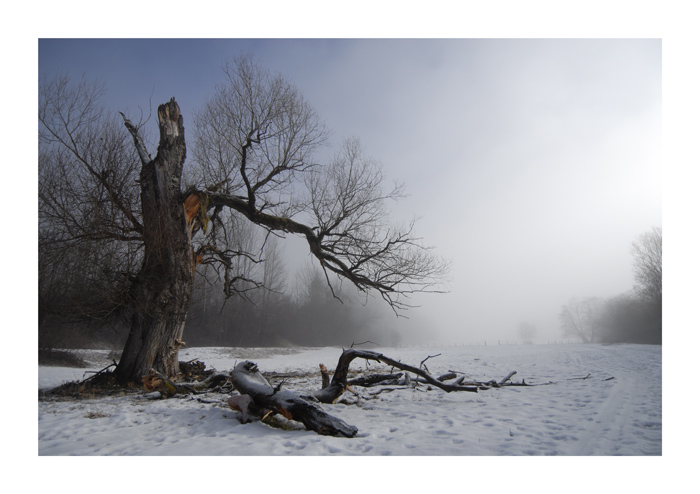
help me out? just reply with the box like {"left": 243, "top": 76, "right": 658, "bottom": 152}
{"left": 38, "top": 343, "right": 661, "bottom": 456}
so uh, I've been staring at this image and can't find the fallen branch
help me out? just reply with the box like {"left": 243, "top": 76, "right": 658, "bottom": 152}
{"left": 81, "top": 361, "right": 118, "bottom": 383}
{"left": 348, "top": 373, "right": 404, "bottom": 387}
{"left": 226, "top": 349, "right": 530, "bottom": 437}
{"left": 438, "top": 372, "right": 458, "bottom": 382}
{"left": 405, "top": 371, "right": 458, "bottom": 386}
{"left": 568, "top": 373, "right": 592, "bottom": 380}
{"left": 420, "top": 353, "right": 441, "bottom": 373}
{"left": 350, "top": 340, "right": 378, "bottom": 348}
{"left": 314, "top": 349, "right": 479, "bottom": 404}
{"left": 500, "top": 371, "right": 517, "bottom": 385}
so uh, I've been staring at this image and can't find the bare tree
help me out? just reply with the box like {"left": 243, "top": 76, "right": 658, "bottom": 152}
{"left": 559, "top": 297, "right": 600, "bottom": 343}
{"left": 301, "top": 137, "right": 445, "bottom": 311}
{"left": 253, "top": 236, "right": 288, "bottom": 345}
{"left": 39, "top": 56, "right": 449, "bottom": 383}
{"left": 631, "top": 226, "right": 662, "bottom": 305}
{"left": 597, "top": 293, "right": 660, "bottom": 344}
{"left": 517, "top": 321, "right": 536, "bottom": 344}
{"left": 38, "top": 74, "right": 144, "bottom": 346}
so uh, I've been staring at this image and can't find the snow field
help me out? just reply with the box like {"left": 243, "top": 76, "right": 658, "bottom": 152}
{"left": 39, "top": 343, "right": 661, "bottom": 456}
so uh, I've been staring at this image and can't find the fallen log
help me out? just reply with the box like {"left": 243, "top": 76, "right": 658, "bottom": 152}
{"left": 348, "top": 373, "right": 404, "bottom": 387}
{"left": 438, "top": 372, "right": 458, "bottom": 382}
{"left": 230, "top": 361, "right": 358, "bottom": 437}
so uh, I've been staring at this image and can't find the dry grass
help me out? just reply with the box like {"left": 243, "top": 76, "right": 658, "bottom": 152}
{"left": 39, "top": 370, "right": 137, "bottom": 401}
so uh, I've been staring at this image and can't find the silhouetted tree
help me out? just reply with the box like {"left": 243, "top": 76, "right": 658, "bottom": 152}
{"left": 629, "top": 226, "right": 662, "bottom": 342}
{"left": 631, "top": 227, "right": 662, "bottom": 305}
{"left": 517, "top": 321, "right": 536, "bottom": 344}
{"left": 559, "top": 297, "right": 601, "bottom": 343}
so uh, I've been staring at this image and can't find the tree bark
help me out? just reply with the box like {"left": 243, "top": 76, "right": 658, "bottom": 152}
{"left": 115, "top": 99, "right": 196, "bottom": 383}
{"left": 230, "top": 361, "right": 358, "bottom": 437}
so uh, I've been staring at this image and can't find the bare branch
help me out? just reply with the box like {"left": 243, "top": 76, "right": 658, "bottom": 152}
{"left": 188, "top": 56, "right": 449, "bottom": 312}
{"left": 120, "top": 112, "right": 152, "bottom": 166}
{"left": 39, "top": 74, "right": 145, "bottom": 322}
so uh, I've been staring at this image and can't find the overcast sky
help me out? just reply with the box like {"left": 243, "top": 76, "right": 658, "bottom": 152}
{"left": 39, "top": 38, "right": 661, "bottom": 344}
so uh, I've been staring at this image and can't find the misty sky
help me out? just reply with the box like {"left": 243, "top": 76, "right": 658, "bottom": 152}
{"left": 38, "top": 38, "right": 661, "bottom": 344}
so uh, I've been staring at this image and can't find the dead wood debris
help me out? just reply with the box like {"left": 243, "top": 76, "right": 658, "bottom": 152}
{"left": 40, "top": 348, "right": 553, "bottom": 437}
{"left": 40, "top": 365, "right": 133, "bottom": 400}
{"left": 225, "top": 349, "right": 538, "bottom": 437}
{"left": 40, "top": 360, "right": 231, "bottom": 401}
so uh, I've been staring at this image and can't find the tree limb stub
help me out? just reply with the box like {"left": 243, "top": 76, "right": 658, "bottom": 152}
{"left": 499, "top": 371, "right": 517, "bottom": 385}
{"left": 119, "top": 112, "right": 152, "bottom": 166}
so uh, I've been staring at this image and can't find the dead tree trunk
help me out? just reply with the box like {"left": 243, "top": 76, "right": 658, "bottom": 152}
{"left": 230, "top": 361, "right": 358, "bottom": 437}
{"left": 115, "top": 99, "right": 197, "bottom": 383}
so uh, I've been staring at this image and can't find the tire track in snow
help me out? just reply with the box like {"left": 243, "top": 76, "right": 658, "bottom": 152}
{"left": 573, "top": 345, "right": 659, "bottom": 455}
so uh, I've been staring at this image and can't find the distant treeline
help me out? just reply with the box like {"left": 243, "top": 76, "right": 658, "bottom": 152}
{"left": 559, "top": 227, "right": 662, "bottom": 345}
{"left": 559, "top": 294, "right": 661, "bottom": 345}
{"left": 184, "top": 261, "right": 401, "bottom": 348}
